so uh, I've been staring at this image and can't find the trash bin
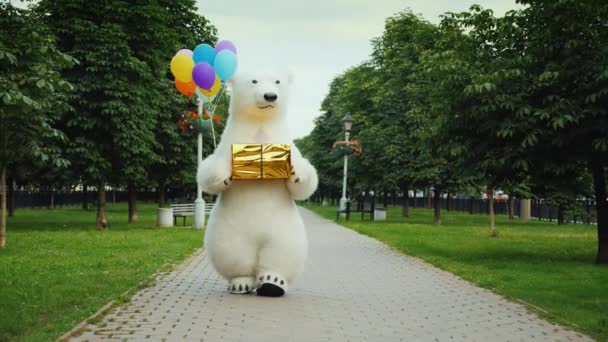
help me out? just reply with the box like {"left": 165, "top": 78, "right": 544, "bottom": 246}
{"left": 374, "top": 208, "right": 386, "bottom": 221}
{"left": 157, "top": 207, "right": 174, "bottom": 227}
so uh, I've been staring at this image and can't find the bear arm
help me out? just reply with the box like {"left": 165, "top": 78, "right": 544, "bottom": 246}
{"left": 287, "top": 157, "right": 318, "bottom": 200}
{"left": 198, "top": 154, "right": 232, "bottom": 194}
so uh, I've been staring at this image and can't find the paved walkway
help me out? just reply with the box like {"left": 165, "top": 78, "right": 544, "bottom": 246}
{"left": 72, "top": 208, "right": 591, "bottom": 341}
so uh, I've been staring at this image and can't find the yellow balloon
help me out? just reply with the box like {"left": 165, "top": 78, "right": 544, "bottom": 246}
{"left": 170, "top": 54, "right": 194, "bottom": 82}
{"left": 200, "top": 75, "right": 221, "bottom": 97}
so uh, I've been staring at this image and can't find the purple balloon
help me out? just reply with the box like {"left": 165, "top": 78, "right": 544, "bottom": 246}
{"left": 176, "top": 49, "right": 193, "bottom": 57}
{"left": 214, "top": 40, "right": 237, "bottom": 54}
{"left": 192, "top": 63, "right": 216, "bottom": 90}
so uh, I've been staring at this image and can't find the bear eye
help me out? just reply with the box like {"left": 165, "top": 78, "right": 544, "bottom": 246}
{"left": 276, "top": 80, "right": 280, "bottom": 84}
{"left": 252, "top": 80, "right": 257, "bottom": 84}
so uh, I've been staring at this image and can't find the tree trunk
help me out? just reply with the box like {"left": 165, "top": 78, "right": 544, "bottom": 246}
{"left": 586, "top": 200, "right": 592, "bottom": 224}
{"left": 82, "top": 184, "right": 88, "bottom": 210}
{"left": 128, "top": 182, "right": 138, "bottom": 224}
{"left": 557, "top": 204, "right": 565, "bottom": 225}
{"left": 433, "top": 188, "right": 441, "bottom": 225}
{"left": 7, "top": 175, "right": 14, "bottom": 217}
{"left": 48, "top": 188, "right": 55, "bottom": 209}
{"left": 402, "top": 186, "right": 410, "bottom": 218}
{"left": 508, "top": 195, "right": 515, "bottom": 220}
{"left": 469, "top": 196, "right": 474, "bottom": 214}
{"left": 96, "top": 182, "right": 107, "bottom": 230}
{"left": 591, "top": 156, "right": 608, "bottom": 264}
{"left": 158, "top": 179, "right": 167, "bottom": 208}
{"left": 1, "top": 166, "right": 7, "bottom": 248}
{"left": 489, "top": 188, "right": 497, "bottom": 238}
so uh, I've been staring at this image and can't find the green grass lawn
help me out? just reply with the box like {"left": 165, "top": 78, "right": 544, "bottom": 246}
{"left": 0, "top": 203, "right": 204, "bottom": 342}
{"left": 305, "top": 203, "right": 607, "bottom": 341}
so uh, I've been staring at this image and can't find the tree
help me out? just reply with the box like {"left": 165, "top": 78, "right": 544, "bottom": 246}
{"left": 407, "top": 27, "right": 473, "bottom": 225}
{"left": 38, "top": 0, "right": 217, "bottom": 227}
{"left": 121, "top": 0, "right": 218, "bottom": 219}
{"left": 421, "top": 6, "right": 531, "bottom": 234}
{"left": 299, "top": 74, "right": 352, "bottom": 202}
{"left": 370, "top": 11, "right": 441, "bottom": 217}
{"left": 0, "top": 3, "right": 74, "bottom": 247}
{"left": 513, "top": 0, "right": 608, "bottom": 262}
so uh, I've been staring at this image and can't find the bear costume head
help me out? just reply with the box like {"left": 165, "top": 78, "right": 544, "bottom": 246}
{"left": 227, "top": 70, "right": 293, "bottom": 122}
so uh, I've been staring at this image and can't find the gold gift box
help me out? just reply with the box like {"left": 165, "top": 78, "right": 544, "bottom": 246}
{"left": 231, "top": 144, "right": 292, "bottom": 180}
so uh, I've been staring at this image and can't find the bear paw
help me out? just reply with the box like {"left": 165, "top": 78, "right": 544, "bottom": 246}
{"left": 289, "top": 169, "right": 301, "bottom": 184}
{"left": 227, "top": 276, "right": 256, "bottom": 294}
{"left": 256, "top": 272, "right": 287, "bottom": 297}
{"left": 222, "top": 176, "right": 232, "bottom": 187}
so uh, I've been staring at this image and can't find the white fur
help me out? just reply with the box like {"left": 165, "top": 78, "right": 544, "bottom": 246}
{"left": 198, "top": 70, "right": 318, "bottom": 291}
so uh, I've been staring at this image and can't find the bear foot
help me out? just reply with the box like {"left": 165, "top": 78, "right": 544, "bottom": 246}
{"left": 227, "top": 276, "right": 255, "bottom": 294}
{"left": 256, "top": 272, "right": 287, "bottom": 297}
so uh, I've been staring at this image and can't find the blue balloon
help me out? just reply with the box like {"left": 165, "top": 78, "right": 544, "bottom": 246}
{"left": 193, "top": 44, "right": 216, "bottom": 64}
{"left": 213, "top": 50, "right": 237, "bottom": 81}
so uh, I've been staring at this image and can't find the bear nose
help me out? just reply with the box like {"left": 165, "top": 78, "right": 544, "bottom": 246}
{"left": 264, "top": 93, "right": 277, "bottom": 102}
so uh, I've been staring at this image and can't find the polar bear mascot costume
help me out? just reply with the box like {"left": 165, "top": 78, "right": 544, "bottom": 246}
{"left": 197, "top": 70, "right": 318, "bottom": 297}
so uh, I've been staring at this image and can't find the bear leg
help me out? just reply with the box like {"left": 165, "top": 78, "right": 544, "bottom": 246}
{"left": 255, "top": 233, "right": 307, "bottom": 297}
{"left": 228, "top": 276, "right": 256, "bottom": 294}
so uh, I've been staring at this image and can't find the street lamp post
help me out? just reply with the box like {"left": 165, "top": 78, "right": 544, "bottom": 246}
{"left": 193, "top": 99, "right": 205, "bottom": 229}
{"left": 339, "top": 113, "right": 353, "bottom": 214}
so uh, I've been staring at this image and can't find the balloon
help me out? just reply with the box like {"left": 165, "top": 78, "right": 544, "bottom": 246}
{"left": 195, "top": 88, "right": 213, "bottom": 102}
{"left": 175, "top": 79, "right": 196, "bottom": 97}
{"left": 193, "top": 44, "right": 216, "bottom": 64}
{"left": 192, "top": 62, "right": 216, "bottom": 90}
{"left": 213, "top": 50, "right": 237, "bottom": 81}
{"left": 170, "top": 54, "right": 194, "bottom": 82}
{"left": 214, "top": 40, "right": 237, "bottom": 54}
{"left": 176, "top": 49, "right": 193, "bottom": 57}
{"left": 200, "top": 75, "right": 221, "bottom": 98}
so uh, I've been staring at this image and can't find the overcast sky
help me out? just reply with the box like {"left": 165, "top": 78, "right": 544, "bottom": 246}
{"left": 197, "top": 0, "right": 521, "bottom": 139}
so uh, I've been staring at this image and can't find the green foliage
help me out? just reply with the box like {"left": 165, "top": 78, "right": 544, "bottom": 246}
{"left": 0, "top": 4, "right": 75, "bottom": 171}
{"left": 302, "top": 3, "right": 607, "bottom": 240}
{"left": 36, "top": 0, "right": 218, "bottom": 190}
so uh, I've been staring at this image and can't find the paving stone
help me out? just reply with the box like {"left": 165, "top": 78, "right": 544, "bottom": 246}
{"left": 71, "top": 208, "right": 592, "bottom": 341}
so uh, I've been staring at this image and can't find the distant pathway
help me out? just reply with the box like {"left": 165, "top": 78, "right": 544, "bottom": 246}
{"left": 71, "top": 208, "right": 591, "bottom": 341}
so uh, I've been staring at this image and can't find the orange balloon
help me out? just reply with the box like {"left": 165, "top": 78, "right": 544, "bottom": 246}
{"left": 175, "top": 79, "right": 196, "bottom": 97}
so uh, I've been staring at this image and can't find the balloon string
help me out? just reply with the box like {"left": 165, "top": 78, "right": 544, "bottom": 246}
{"left": 208, "top": 83, "right": 226, "bottom": 149}
{"left": 202, "top": 99, "right": 217, "bottom": 149}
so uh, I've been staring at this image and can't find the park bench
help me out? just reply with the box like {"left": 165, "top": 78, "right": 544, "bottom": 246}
{"left": 170, "top": 202, "right": 215, "bottom": 226}
{"left": 171, "top": 203, "right": 194, "bottom": 226}
{"left": 336, "top": 198, "right": 375, "bottom": 221}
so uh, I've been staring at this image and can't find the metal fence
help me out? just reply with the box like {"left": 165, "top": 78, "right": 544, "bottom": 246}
{"left": 8, "top": 189, "right": 598, "bottom": 225}
{"left": 6, "top": 189, "right": 193, "bottom": 209}
{"left": 310, "top": 195, "right": 597, "bottom": 224}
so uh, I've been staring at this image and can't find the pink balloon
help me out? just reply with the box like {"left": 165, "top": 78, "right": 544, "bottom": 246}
{"left": 176, "top": 49, "right": 193, "bottom": 56}
{"left": 192, "top": 63, "right": 216, "bottom": 90}
{"left": 214, "top": 40, "right": 237, "bottom": 54}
